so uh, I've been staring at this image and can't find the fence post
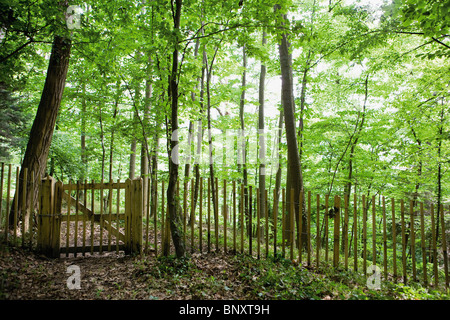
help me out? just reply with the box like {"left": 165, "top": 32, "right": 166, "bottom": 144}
{"left": 125, "top": 179, "right": 131, "bottom": 254}
{"left": 125, "top": 178, "right": 143, "bottom": 255}
{"left": 37, "top": 176, "right": 60, "bottom": 258}
{"left": 53, "top": 181, "right": 63, "bottom": 256}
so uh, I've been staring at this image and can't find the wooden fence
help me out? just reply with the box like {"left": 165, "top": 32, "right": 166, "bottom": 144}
{"left": 0, "top": 163, "right": 449, "bottom": 289}
{"left": 0, "top": 164, "right": 143, "bottom": 257}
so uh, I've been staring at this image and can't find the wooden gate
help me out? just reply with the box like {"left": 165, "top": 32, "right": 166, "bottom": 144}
{"left": 37, "top": 177, "right": 143, "bottom": 258}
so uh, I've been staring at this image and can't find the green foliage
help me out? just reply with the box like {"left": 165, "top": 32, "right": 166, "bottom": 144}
{"left": 400, "top": 0, "right": 450, "bottom": 38}
{"left": 144, "top": 255, "right": 197, "bottom": 279}
{"left": 233, "top": 253, "right": 450, "bottom": 300}
{"left": 0, "top": 83, "right": 29, "bottom": 160}
{"left": 48, "top": 130, "right": 84, "bottom": 180}
{"left": 2, "top": 0, "right": 450, "bottom": 269}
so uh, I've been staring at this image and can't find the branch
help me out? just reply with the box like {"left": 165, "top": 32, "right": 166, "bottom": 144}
{"left": 180, "top": 21, "right": 289, "bottom": 44}
{"left": 432, "top": 37, "right": 450, "bottom": 50}
{"left": 393, "top": 30, "right": 425, "bottom": 36}
{"left": 327, "top": 74, "right": 369, "bottom": 195}
{"left": 399, "top": 39, "right": 434, "bottom": 57}
{"left": 0, "top": 40, "right": 34, "bottom": 63}
{"left": 328, "top": 0, "right": 342, "bottom": 12}
{"left": 180, "top": 23, "right": 246, "bottom": 43}
{"left": 393, "top": 30, "right": 450, "bottom": 50}
{"left": 306, "top": 29, "right": 383, "bottom": 72}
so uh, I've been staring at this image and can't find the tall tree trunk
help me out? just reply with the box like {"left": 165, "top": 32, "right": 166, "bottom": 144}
{"left": 167, "top": 0, "right": 186, "bottom": 258}
{"left": 271, "top": 110, "right": 284, "bottom": 234}
{"left": 99, "top": 104, "right": 106, "bottom": 182}
{"left": 183, "top": 37, "right": 201, "bottom": 185}
{"left": 81, "top": 83, "right": 87, "bottom": 181}
{"left": 10, "top": 34, "right": 71, "bottom": 230}
{"left": 190, "top": 36, "right": 206, "bottom": 219}
{"left": 110, "top": 91, "right": 119, "bottom": 182}
{"left": 239, "top": 45, "right": 249, "bottom": 236}
{"left": 141, "top": 72, "right": 152, "bottom": 218}
{"left": 275, "top": 4, "right": 306, "bottom": 247}
{"left": 258, "top": 31, "right": 267, "bottom": 206}
{"left": 436, "top": 106, "right": 444, "bottom": 240}
{"left": 205, "top": 42, "right": 221, "bottom": 248}
{"left": 129, "top": 80, "right": 141, "bottom": 179}
{"left": 207, "top": 82, "right": 218, "bottom": 249}
{"left": 343, "top": 76, "right": 368, "bottom": 197}
{"left": 258, "top": 31, "right": 267, "bottom": 238}
{"left": 409, "top": 125, "right": 422, "bottom": 223}
{"left": 298, "top": 0, "right": 316, "bottom": 158}
{"left": 149, "top": 93, "right": 162, "bottom": 218}
{"left": 129, "top": 118, "right": 137, "bottom": 179}
{"left": 297, "top": 50, "right": 310, "bottom": 160}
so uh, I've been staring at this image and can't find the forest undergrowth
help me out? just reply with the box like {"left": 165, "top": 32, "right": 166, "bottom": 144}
{"left": 1, "top": 243, "right": 449, "bottom": 300}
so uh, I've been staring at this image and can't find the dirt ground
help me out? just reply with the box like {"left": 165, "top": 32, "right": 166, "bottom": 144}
{"left": 0, "top": 245, "right": 255, "bottom": 300}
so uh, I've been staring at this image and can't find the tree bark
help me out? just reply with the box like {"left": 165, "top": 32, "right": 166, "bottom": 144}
{"left": 110, "top": 89, "right": 119, "bottom": 182}
{"left": 141, "top": 73, "right": 152, "bottom": 218}
{"left": 205, "top": 42, "right": 221, "bottom": 248}
{"left": 129, "top": 118, "right": 137, "bottom": 179}
{"left": 275, "top": 4, "right": 306, "bottom": 246}
{"left": 10, "top": 34, "right": 71, "bottom": 230}
{"left": 167, "top": 0, "right": 186, "bottom": 258}
{"left": 258, "top": 30, "right": 267, "bottom": 216}
{"left": 239, "top": 45, "right": 249, "bottom": 236}
{"left": 81, "top": 83, "right": 87, "bottom": 181}
{"left": 271, "top": 109, "right": 284, "bottom": 238}
{"left": 343, "top": 75, "right": 368, "bottom": 197}
{"left": 190, "top": 36, "right": 206, "bottom": 220}
{"left": 149, "top": 94, "right": 161, "bottom": 218}
{"left": 99, "top": 105, "right": 106, "bottom": 181}
{"left": 436, "top": 105, "right": 444, "bottom": 240}
{"left": 297, "top": 50, "right": 310, "bottom": 159}
{"left": 258, "top": 31, "right": 267, "bottom": 239}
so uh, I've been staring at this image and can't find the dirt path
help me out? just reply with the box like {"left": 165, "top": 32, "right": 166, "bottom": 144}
{"left": 0, "top": 246, "right": 252, "bottom": 300}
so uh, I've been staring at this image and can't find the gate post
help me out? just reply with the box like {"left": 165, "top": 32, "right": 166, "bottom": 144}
{"left": 37, "top": 177, "right": 61, "bottom": 258}
{"left": 125, "top": 178, "right": 143, "bottom": 255}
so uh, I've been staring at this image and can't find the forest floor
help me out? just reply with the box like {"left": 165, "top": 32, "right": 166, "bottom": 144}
{"left": 1, "top": 244, "right": 450, "bottom": 301}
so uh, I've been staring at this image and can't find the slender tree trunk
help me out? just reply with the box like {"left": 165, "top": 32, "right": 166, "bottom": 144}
{"left": 191, "top": 36, "right": 206, "bottom": 218}
{"left": 330, "top": 74, "right": 368, "bottom": 196}
{"left": 258, "top": 31, "right": 266, "bottom": 210}
{"left": 129, "top": 80, "right": 141, "bottom": 179}
{"left": 297, "top": 50, "right": 310, "bottom": 160}
{"left": 239, "top": 45, "right": 249, "bottom": 236}
{"left": 410, "top": 125, "right": 422, "bottom": 227}
{"left": 258, "top": 31, "right": 267, "bottom": 239}
{"left": 167, "top": 0, "right": 186, "bottom": 258}
{"left": 141, "top": 73, "right": 152, "bottom": 217}
{"left": 343, "top": 76, "right": 368, "bottom": 197}
{"left": 11, "top": 34, "right": 71, "bottom": 230}
{"left": 149, "top": 93, "right": 161, "bottom": 218}
{"left": 109, "top": 94, "right": 119, "bottom": 182}
{"left": 98, "top": 104, "right": 107, "bottom": 182}
{"left": 129, "top": 119, "right": 137, "bottom": 179}
{"left": 272, "top": 110, "right": 284, "bottom": 228}
{"left": 81, "top": 83, "right": 87, "bottom": 181}
{"left": 205, "top": 42, "right": 221, "bottom": 247}
{"left": 436, "top": 106, "right": 444, "bottom": 240}
{"left": 275, "top": 4, "right": 306, "bottom": 247}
